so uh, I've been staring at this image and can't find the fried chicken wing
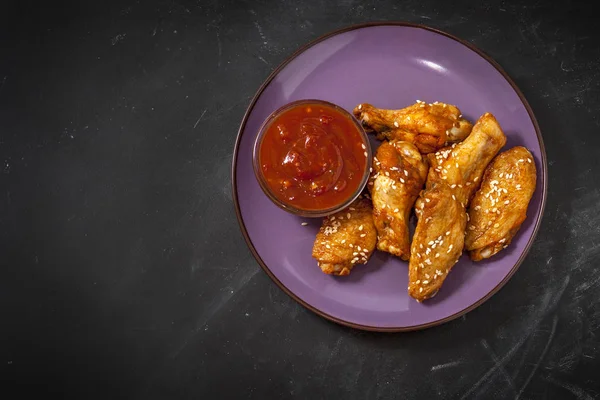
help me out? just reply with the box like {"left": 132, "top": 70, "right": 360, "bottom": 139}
{"left": 353, "top": 101, "right": 473, "bottom": 154}
{"left": 465, "top": 146, "right": 537, "bottom": 261}
{"left": 408, "top": 184, "right": 466, "bottom": 300}
{"left": 369, "top": 141, "right": 428, "bottom": 259}
{"left": 312, "top": 196, "right": 377, "bottom": 276}
{"left": 408, "top": 113, "right": 507, "bottom": 301}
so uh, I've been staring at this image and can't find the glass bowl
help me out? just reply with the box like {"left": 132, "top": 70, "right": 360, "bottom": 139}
{"left": 252, "top": 99, "right": 372, "bottom": 218}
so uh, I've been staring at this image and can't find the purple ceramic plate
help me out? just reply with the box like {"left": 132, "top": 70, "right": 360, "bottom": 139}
{"left": 232, "top": 23, "right": 547, "bottom": 331}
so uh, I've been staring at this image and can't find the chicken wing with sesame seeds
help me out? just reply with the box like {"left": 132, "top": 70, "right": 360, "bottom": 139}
{"left": 311, "top": 196, "right": 377, "bottom": 276}
{"left": 408, "top": 184, "right": 466, "bottom": 301}
{"left": 353, "top": 101, "right": 473, "bottom": 154}
{"left": 369, "top": 141, "right": 428, "bottom": 260}
{"left": 465, "top": 146, "right": 537, "bottom": 261}
{"left": 408, "top": 113, "right": 507, "bottom": 301}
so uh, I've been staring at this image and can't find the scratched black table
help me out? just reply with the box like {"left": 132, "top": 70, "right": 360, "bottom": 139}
{"left": 1, "top": 0, "right": 598, "bottom": 398}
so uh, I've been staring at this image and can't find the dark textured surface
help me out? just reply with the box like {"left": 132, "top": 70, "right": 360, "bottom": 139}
{"left": 1, "top": 0, "right": 598, "bottom": 398}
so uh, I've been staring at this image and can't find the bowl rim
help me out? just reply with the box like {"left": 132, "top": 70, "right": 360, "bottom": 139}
{"left": 231, "top": 21, "right": 548, "bottom": 332}
{"left": 251, "top": 98, "right": 373, "bottom": 218}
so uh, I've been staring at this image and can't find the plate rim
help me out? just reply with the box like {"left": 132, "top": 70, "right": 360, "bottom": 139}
{"left": 231, "top": 21, "right": 548, "bottom": 332}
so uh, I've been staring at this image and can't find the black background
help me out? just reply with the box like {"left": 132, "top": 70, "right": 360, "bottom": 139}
{"left": 2, "top": 0, "right": 599, "bottom": 399}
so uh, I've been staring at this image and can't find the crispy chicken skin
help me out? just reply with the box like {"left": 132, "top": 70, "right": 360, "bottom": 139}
{"left": 408, "top": 184, "right": 467, "bottom": 300}
{"left": 465, "top": 146, "right": 537, "bottom": 261}
{"left": 409, "top": 113, "right": 507, "bottom": 301}
{"left": 312, "top": 196, "right": 377, "bottom": 276}
{"left": 353, "top": 101, "right": 473, "bottom": 154}
{"left": 369, "top": 141, "right": 428, "bottom": 260}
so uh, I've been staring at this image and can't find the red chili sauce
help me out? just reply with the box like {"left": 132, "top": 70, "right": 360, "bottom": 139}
{"left": 259, "top": 102, "right": 368, "bottom": 211}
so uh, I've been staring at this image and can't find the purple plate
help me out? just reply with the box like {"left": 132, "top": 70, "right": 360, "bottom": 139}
{"left": 232, "top": 23, "right": 547, "bottom": 331}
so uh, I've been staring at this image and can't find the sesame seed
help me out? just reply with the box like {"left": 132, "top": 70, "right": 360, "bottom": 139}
{"left": 419, "top": 287, "right": 423, "bottom": 293}
{"left": 474, "top": 177, "right": 479, "bottom": 182}
{"left": 359, "top": 225, "right": 363, "bottom": 231}
{"left": 393, "top": 121, "right": 399, "bottom": 127}
{"left": 400, "top": 178, "right": 405, "bottom": 183}
{"left": 466, "top": 182, "right": 471, "bottom": 186}
{"left": 494, "top": 223, "right": 500, "bottom": 228}
{"left": 446, "top": 231, "right": 450, "bottom": 236}
{"left": 416, "top": 280, "right": 420, "bottom": 284}
{"left": 357, "top": 246, "right": 362, "bottom": 251}
{"left": 385, "top": 171, "right": 390, "bottom": 176}
{"left": 488, "top": 221, "right": 492, "bottom": 226}
{"left": 426, "top": 198, "right": 430, "bottom": 203}
{"left": 527, "top": 158, "right": 532, "bottom": 163}
{"left": 301, "top": 222, "right": 308, "bottom": 226}
{"left": 326, "top": 244, "right": 331, "bottom": 249}
{"left": 404, "top": 170, "right": 408, "bottom": 176}
{"left": 452, "top": 195, "right": 456, "bottom": 200}
{"left": 358, "top": 104, "right": 362, "bottom": 110}
{"left": 419, "top": 244, "right": 423, "bottom": 249}
{"left": 353, "top": 252, "right": 358, "bottom": 256}
{"left": 423, "top": 280, "right": 429, "bottom": 284}
{"left": 428, "top": 241, "right": 434, "bottom": 245}
{"left": 504, "top": 200, "right": 510, "bottom": 205}
{"left": 474, "top": 206, "right": 481, "bottom": 211}
{"left": 426, "top": 248, "right": 431, "bottom": 255}
{"left": 451, "top": 184, "right": 456, "bottom": 188}
{"left": 516, "top": 184, "right": 521, "bottom": 190}
{"left": 455, "top": 163, "right": 459, "bottom": 168}
{"left": 360, "top": 234, "right": 366, "bottom": 238}
{"left": 341, "top": 239, "right": 346, "bottom": 244}
{"left": 361, "top": 143, "right": 366, "bottom": 150}
{"left": 425, "top": 259, "right": 432, "bottom": 265}
{"left": 469, "top": 225, "right": 475, "bottom": 230}
{"left": 435, "top": 253, "right": 440, "bottom": 258}
{"left": 503, "top": 189, "right": 507, "bottom": 193}
{"left": 394, "top": 208, "right": 400, "bottom": 213}
{"left": 364, "top": 151, "right": 368, "bottom": 157}
{"left": 499, "top": 238, "right": 506, "bottom": 243}
{"left": 518, "top": 159, "right": 524, "bottom": 163}
{"left": 368, "top": 182, "right": 374, "bottom": 186}
{"left": 347, "top": 213, "right": 351, "bottom": 219}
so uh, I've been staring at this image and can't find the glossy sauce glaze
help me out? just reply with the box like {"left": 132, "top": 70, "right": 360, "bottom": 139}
{"left": 258, "top": 102, "right": 369, "bottom": 211}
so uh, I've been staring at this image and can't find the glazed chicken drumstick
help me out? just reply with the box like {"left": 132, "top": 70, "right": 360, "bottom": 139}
{"left": 465, "top": 146, "right": 537, "bottom": 261}
{"left": 369, "top": 140, "right": 428, "bottom": 260}
{"left": 408, "top": 113, "right": 507, "bottom": 301}
{"left": 312, "top": 196, "right": 377, "bottom": 276}
{"left": 353, "top": 101, "right": 473, "bottom": 154}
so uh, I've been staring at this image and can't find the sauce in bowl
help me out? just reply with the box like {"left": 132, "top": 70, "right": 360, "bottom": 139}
{"left": 253, "top": 100, "right": 371, "bottom": 216}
